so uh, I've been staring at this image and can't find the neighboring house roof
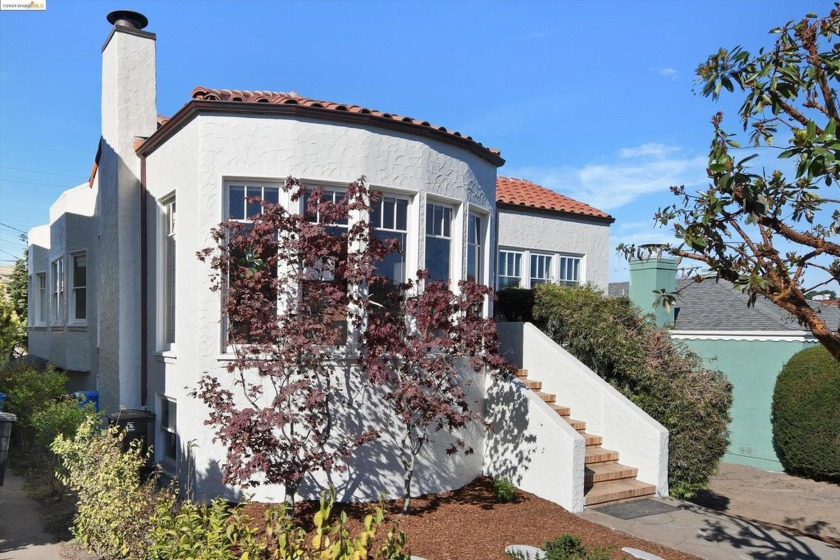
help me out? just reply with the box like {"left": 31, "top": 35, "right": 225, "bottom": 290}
{"left": 609, "top": 279, "right": 840, "bottom": 333}
{"left": 496, "top": 177, "right": 614, "bottom": 222}
{"left": 136, "top": 87, "right": 504, "bottom": 166}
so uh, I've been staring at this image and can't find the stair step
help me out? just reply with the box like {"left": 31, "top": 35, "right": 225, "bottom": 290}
{"left": 515, "top": 368, "right": 529, "bottom": 379}
{"left": 581, "top": 432, "right": 602, "bottom": 447}
{"left": 565, "top": 418, "right": 586, "bottom": 431}
{"left": 535, "top": 391, "right": 556, "bottom": 404}
{"left": 584, "top": 462, "right": 638, "bottom": 485}
{"left": 585, "top": 446, "right": 620, "bottom": 464}
{"left": 523, "top": 379, "right": 542, "bottom": 390}
{"left": 550, "top": 404, "right": 571, "bottom": 417}
{"left": 584, "top": 479, "right": 656, "bottom": 506}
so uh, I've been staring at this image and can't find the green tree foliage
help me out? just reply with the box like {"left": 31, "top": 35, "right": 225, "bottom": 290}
{"left": 0, "top": 363, "right": 68, "bottom": 443}
{"left": 772, "top": 345, "right": 840, "bottom": 482}
{"left": 0, "top": 284, "right": 23, "bottom": 364}
{"left": 532, "top": 284, "right": 733, "bottom": 498}
{"left": 8, "top": 249, "right": 28, "bottom": 328}
{"left": 621, "top": 7, "right": 840, "bottom": 359}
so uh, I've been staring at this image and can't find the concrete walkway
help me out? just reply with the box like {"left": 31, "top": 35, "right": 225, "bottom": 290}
{"left": 0, "top": 471, "right": 67, "bottom": 560}
{"left": 579, "top": 463, "right": 840, "bottom": 560}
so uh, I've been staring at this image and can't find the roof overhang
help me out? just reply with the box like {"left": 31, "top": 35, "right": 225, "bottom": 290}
{"left": 496, "top": 201, "right": 615, "bottom": 224}
{"left": 670, "top": 330, "right": 817, "bottom": 342}
{"left": 136, "top": 99, "right": 505, "bottom": 167}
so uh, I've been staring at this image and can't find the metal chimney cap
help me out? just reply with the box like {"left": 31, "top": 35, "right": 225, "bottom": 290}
{"left": 107, "top": 10, "right": 149, "bottom": 30}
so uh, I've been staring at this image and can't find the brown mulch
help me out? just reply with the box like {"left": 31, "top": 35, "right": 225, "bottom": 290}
{"left": 245, "top": 477, "right": 700, "bottom": 560}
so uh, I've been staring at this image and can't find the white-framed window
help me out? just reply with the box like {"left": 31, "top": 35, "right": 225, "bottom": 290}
{"left": 227, "top": 184, "right": 280, "bottom": 221}
{"left": 467, "top": 214, "right": 483, "bottom": 284}
{"left": 70, "top": 253, "right": 87, "bottom": 322}
{"left": 36, "top": 273, "right": 47, "bottom": 324}
{"left": 371, "top": 194, "right": 409, "bottom": 285}
{"left": 159, "top": 396, "right": 177, "bottom": 464}
{"left": 302, "top": 187, "right": 348, "bottom": 229}
{"left": 530, "top": 254, "right": 552, "bottom": 287}
{"left": 51, "top": 257, "right": 64, "bottom": 323}
{"left": 425, "top": 202, "right": 453, "bottom": 282}
{"left": 498, "top": 250, "right": 523, "bottom": 289}
{"left": 163, "top": 198, "right": 176, "bottom": 345}
{"left": 558, "top": 255, "right": 581, "bottom": 286}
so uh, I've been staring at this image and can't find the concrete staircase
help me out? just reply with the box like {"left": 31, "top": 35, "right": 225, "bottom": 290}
{"left": 516, "top": 368, "right": 656, "bottom": 507}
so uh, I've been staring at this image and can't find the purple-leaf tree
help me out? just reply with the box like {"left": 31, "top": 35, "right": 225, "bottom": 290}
{"left": 363, "top": 276, "right": 509, "bottom": 513}
{"left": 194, "top": 177, "right": 383, "bottom": 507}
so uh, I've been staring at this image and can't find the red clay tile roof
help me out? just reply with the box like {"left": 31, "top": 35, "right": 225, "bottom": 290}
{"left": 189, "top": 86, "right": 502, "bottom": 162}
{"left": 496, "top": 177, "right": 613, "bottom": 221}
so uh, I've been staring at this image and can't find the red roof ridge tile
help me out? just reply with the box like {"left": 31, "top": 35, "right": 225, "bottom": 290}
{"left": 496, "top": 176, "right": 613, "bottom": 221}
{"left": 189, "top": 86, "right": 498, "bottom": 162}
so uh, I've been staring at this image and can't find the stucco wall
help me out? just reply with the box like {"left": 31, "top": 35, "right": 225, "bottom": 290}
{"left": 496, "top": 208, "right": 610, "bottom": 291}
{"left": 677, "top": 336, "right": 815, "bottom": 471}
{"left": 144, "top": 113, "right": 498, "bottom": 501}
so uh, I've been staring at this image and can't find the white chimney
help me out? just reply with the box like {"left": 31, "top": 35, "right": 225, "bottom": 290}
{"left": 97, "top": 10, "right": 156, "bottom": 411}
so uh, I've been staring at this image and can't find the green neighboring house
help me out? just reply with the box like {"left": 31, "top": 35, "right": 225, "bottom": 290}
{"left": 610, "top": 257, "right": 840, "bottom": 472}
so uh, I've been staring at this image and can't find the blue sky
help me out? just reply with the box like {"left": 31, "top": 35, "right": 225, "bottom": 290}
{"left": 0, "top": 0, "right": 833, "bottom": 280}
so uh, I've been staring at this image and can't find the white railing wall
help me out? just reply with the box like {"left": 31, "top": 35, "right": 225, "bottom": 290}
{"left": 496, "top": 322, "right": 669, "bottom": 497}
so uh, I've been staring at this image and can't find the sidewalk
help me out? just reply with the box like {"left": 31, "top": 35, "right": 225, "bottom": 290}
{"left": 579, "top": 463, "right": 840, "bottom": 560}
{"left": 0, "top": 470, "right": 65, "bottom": 559}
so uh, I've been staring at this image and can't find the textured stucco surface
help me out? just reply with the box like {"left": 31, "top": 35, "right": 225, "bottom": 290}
{"left": 144, "top": 112, "right": 497, "bottom": 501}
{"left": 496, "top": 208, "right": 610, "bottom": 291}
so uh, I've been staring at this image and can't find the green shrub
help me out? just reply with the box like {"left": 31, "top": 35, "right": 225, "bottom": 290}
{"left": 506, "top": 534, "right": 616, "bottom": 560}
{"left": 52, "top": 416, "right": 161, "bottom": 559}
{"left": 532, "top": 284, "right": 733, "bottom": 498}
{"left": 493, "top": 477, "right": 517, "bottom": 503}
{"left": 772, "top": 345, "right": 840, "bottom": 482}
{"left": 0, "top": 364, "right": 68, "bottom": 445}
{"left": 54, "top": 416, "right": 409, "bottom": 559}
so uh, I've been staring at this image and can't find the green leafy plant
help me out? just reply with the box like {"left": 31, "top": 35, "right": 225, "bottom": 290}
{"left": 505, "top": 534, "right": 617, "bottom": 560}
{"left": 52, "top": 416, "right": 161, "bottom": 559}
{"left": 493, "top": 477, "right": 516, "bottom": 503}
{"left": 772, "top": 345, "right": 840, "bottom": 482}
{"left": 532, "top": 284, "right": 733, "bottom": 498}
{"left": 0, "top": 363, "right": 68, "bottom": 445}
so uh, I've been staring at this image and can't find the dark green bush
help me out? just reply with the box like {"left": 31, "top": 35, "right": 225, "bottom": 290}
{"left": 772, "top": 345, "right": 840, "bottom": 482}
{"left": 493, "top": 477, "right": 517, "bottom": 503}
{"left": 0, "top": 363, "right": 68, "bottom": 445}
{"left": 532, "top": 284, "right": 733, "bottom": 498}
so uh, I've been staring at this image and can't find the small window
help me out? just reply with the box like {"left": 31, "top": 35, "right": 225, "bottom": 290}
{"left": 558, "top": 256, "right": 581, "bottom": 286}
{"left": 371, "top": 195, "right": 409, "bottom": 285}
{"left": 70, "top": 254, "right": 87, "bottom": 321}
{"left": 36, "top": 273, "right": 48, "bottom": 324}
{"left": 302, "top": 188, "right": 348, "bottom": 228}
{"left": 530, "top": 254, "right": 552, "bottom": 287}
{"left": 467, "top": 214, "right": 482, "bottom": 284}
{"left": 425, "top": 203, "right": 453, "bottom": 282}
{"left": 51, "top": 258, "right": 65, "bottom": 323}
{"left": 159, "top": 397, "right": 177, "bottom": 463}
{"left": 164, "top": 200, "right": 176, "bottom": 344}
{"left": 227, "top": 184, "right": 279, "bottom": 221}
{"left": 498, "top": 251, "right": 522, "bottom": 290}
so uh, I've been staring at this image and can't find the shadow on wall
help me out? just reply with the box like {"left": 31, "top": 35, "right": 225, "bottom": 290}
{"left": 483, "top": 375, "right": 535, "bottom": 486}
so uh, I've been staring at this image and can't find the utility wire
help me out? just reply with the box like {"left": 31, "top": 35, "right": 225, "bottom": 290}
{"left": 0, "top": 166, "right": 85, "bottom": 178}
{"left": 0, "top": 222, "right": 29, "bottom": 235}
{"left": 0, "top": 178, "right": 82, "bottom": 188}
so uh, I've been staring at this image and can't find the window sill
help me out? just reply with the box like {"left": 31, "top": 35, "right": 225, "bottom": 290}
{"left": 50, "top": 325, "right": 64, "bottom": 331}
{"left": 29, "top": 325, "right": 49, "bottom": 331}
{"left": 154, "top": 349, "right": 177, "bottom": 364}
{"left": 67, "top": 324, "right": 88, "bottom": 332}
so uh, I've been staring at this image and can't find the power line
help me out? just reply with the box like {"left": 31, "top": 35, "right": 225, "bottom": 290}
{"left": 0, "top": 249, "right": 23, "bottom": 261}
{"left": 0, "top": 178, "right": 81, "bottom": 189}
{"left": 0, "top": 166, "right": 85, "bottom": 179}
{"left": 0, "top": 223, "right": 29, "bottom": 235}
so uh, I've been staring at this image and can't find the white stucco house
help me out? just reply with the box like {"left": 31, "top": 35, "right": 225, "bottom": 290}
{"left": 27, "top": 11, "right": 664, "bottom": 511}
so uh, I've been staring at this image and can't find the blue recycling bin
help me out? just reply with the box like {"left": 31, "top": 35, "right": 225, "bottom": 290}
{"left": 0, "top": 392, "right": 6, "bottom": 412}
{"left": 73, "top": 390, "right": 99, "bottom": 412}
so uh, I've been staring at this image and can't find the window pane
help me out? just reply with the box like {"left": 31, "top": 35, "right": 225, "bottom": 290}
{"left": 374, "top": 230, "right": 406, "bottom": 284}
{"left": 228, "top": 186, "right": 245, "bottom": 220}
{"left": 73, "top": 255, "right": 86, "bottom": 287}
{"left": 75, "top": 288, "right": 87, "bottom": 319}
{"left": 426, "top": 205, "right": 434, "bottom": 235}
{"left": 396, "top": 199, "right": 408, "bottom": 231}
{"left": 263, "top": 187, "right": 279, "bottom": 206}
{"left": 246, "top": 186, "right": 262, "bottom": 218}
{"left": 426, "top": 237, "right": 450, "bottom": 281}
{"left": 383, "top": 198, "right": 395, "bottom": 230}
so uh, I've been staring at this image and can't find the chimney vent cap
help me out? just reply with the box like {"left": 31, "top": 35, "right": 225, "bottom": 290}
{"left": 107, "top": 10, "right": 149, "bottom": 30}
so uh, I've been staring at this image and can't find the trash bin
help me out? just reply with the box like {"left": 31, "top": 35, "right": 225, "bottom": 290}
{"left": 0, "top": 412, "right": 17, "bottom": 486}
{"left": 73, "top": 390, "right": 99, "bottom": 412}
{"left": 107, "top": 409, "right": 155, "bottom": 459}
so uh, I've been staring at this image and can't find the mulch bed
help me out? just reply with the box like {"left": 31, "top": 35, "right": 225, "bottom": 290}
{"left": 245, "top": 477, "right": 700, "bottom": 560}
